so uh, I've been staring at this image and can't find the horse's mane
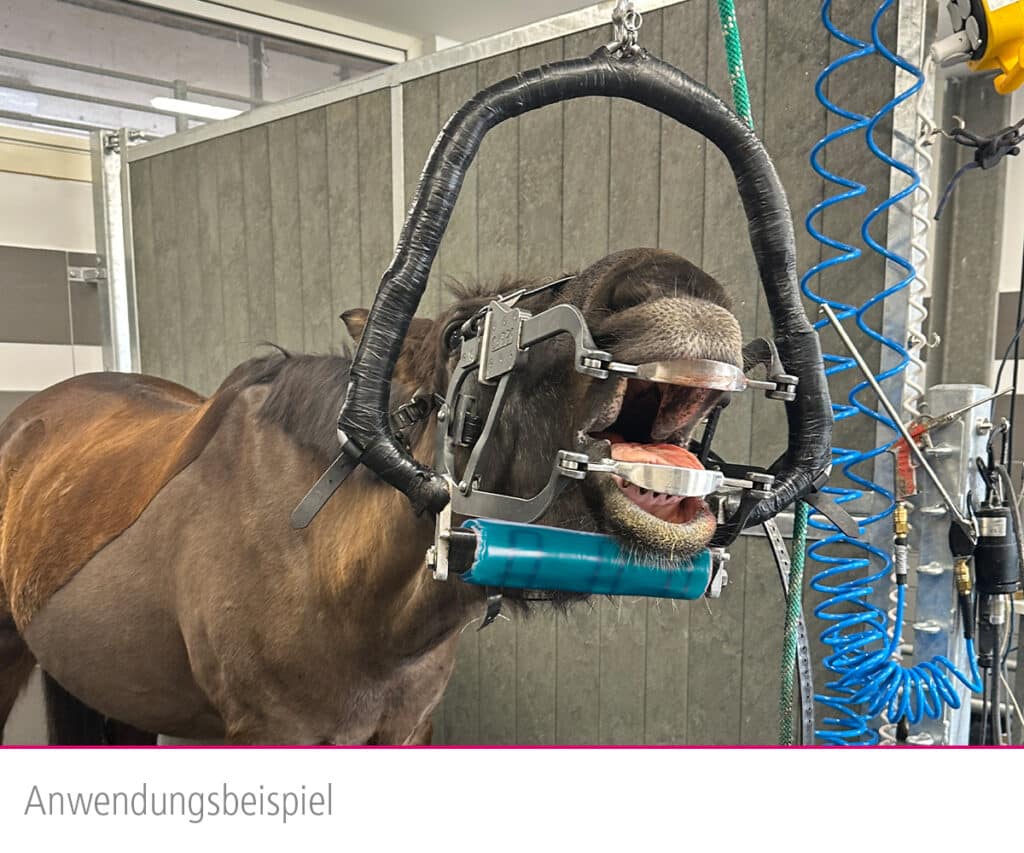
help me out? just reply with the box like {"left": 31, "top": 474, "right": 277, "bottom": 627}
{"left": 221, "top": 277, "right": 543, "bottom": 467}
{"left": 216, "top": 348, "right": 352, "bottom": 466}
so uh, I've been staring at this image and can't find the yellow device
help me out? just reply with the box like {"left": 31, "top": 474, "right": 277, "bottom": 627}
{"left": 933, "top": 0, "right": 1024, "bottom": 94}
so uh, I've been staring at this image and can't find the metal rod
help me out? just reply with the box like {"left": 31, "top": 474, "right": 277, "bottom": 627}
{"left": 173, "top": 79, "right": 189, "bottom": 134}
{"left": 249, "top": 35, "right": 265, "bottom": 103}
{"left": 0, "top": 108, "right": 117, "bottom": 134}
{"left": 820, "top": 303, "right": 972, "bottom": 528}
{"left": 0, "top": 47, "right": 262, "bottom": 105}
{"left": 0, "top": 79, "right": 186, "bottom": 120}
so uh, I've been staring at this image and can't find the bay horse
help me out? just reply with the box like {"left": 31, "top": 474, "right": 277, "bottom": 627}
{"left": 0, "top": 248, "right": 742, "bottom": 745}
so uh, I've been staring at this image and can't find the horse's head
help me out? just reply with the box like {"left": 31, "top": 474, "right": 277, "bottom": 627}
{"left": 346, "top": 247, "right": 742, "bottom": 560}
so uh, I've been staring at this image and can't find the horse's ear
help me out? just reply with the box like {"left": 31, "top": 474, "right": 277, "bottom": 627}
{"left": 340, "top": 308, "right": 368, "bottom": 343}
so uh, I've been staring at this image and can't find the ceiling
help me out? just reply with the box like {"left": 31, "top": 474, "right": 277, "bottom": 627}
{"left": 289, "top": 0, "right": 597, "bottom": 43}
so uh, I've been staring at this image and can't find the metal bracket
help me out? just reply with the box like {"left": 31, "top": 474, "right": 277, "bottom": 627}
{"left": 561, "top": 454, "right": 734, "bottom": 498}
{"left": 763, "top": 517, "right": 815, "bottom": 745}
{"left": 68, "top": 264, "right": 107, "bottom": 285}
{"left": 427, "top": 485, "right": 456, "bottom": 581}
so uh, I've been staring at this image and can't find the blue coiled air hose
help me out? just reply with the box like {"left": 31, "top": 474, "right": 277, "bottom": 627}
{"left": 800, "top": 0, "right": 982, "bottom": 745}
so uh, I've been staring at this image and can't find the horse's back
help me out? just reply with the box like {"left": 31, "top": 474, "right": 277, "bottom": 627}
{"left": 0, "top": 371, "right": 234, "bottom": 629}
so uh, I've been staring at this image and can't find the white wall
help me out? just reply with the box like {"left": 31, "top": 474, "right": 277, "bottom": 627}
{"left": 1, "top": 127, "right": 96, "bottom": 745}
{"left": 0, "top": 172, "right": 95, "bottom": 254}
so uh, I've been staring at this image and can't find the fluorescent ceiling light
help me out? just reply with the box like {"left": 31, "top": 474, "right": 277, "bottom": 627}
{"left": 150, "top": 97, "right": 242, "bottom": 121}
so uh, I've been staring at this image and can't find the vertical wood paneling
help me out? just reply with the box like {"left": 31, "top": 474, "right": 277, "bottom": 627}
{"left": 326, "top": 99, "right": 363, "bottom": 349}
{"left": 267, "top": 118, "right": 305, "bottom": 352}
{"left": 147, "top": 152, "right": 184, "bottom": 384}
{"left": 357, "top": 91, "right": 394, "bottom": 306}
{"left": 433, "top": 61, "right": 482, "bottom": 745}
{"left": 646, "top": 0, "right": 709, "bottom": 745}
{"left": 127, "top": 1, "right": 869, "bottom": 747}
{"left": 556, "top": 25, "right": 610, "bottom": 746}
{"left": 172, "top": 147, "right": 205, "bottom": 392}
{"left": 195, "top": 142, "right": 226, "bottom": 391}
{"left": 476, "top": 53, "right": 519, "bottom": 284}
{"left": 513, "top": 37, "right": 565, "bottom": 745}
{"left": 240, "top": 126, "right": 277, "bottom": 348}
{"left": 296, "top": 110, "right": 333, "bottom": 355}
{"left": 735, "top": 0, "right": 831, "bottom": 746}
{"left": 474, "top": 49, "right": 521, "bottom": 747}
{"left": 130, "top": 159, "right": 161, "bottom": 377}
{"left": 402, "top": 76, "right": 441, "bottom": 317}
{"left": 686, "top": 0, "right": 768, "bottom": 745}
{"left": 599, "top": 10, "right": 663, "bottom": 745}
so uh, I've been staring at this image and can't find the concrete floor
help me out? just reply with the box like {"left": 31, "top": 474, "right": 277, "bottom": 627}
{"left": 3, "top": 667, "right": 47, "bottom": 744}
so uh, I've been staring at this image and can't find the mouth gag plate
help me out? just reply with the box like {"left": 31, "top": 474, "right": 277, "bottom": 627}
{"left": 632, "top": 357, "right": 785, "bottom": 396}
{"left": 585, "top": 458, "right": 725, "bottom": 497}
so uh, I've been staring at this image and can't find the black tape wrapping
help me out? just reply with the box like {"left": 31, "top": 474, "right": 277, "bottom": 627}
{"left": 339, "top": 46, "right": 832, "bottom": 522}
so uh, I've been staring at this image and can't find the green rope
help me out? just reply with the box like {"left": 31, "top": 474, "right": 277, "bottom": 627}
{"left": 714, "top": 0, "right": 807, "bottom": 745}
{"left": 716, "top": 0, "right": 754, "bottom": 129}
{"left": 779, "top": 500, "right": 810, "bottom": 746}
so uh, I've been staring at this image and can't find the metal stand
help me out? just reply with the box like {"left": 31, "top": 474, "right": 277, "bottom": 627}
{"left": 908, "top": 384, "right": 994, "bottom": 744}
{"left": 89, "top": 129, "right": 144, "bottom": 373}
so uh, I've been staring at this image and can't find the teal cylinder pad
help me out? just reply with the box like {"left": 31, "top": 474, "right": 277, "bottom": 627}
{"left": 459, "top": 519, "right": 712, "bottom": 600}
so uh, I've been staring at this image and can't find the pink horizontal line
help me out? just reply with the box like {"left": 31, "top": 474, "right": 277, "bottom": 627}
{"left": 3, "top": 744, "right": 1021, "bottom": 750}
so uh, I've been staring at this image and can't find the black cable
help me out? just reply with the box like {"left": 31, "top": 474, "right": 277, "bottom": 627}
{"left": 993, "top": 619, "right": 1004, "bottom": 745}
{"left": 1010, "top": 243, "right": 1024, "bottom": 479}
{"left": 982, "top": 664, "right": 991, "bottom": 745}
{"left": 994, "top": 313, "right": 1024, "bottom": 396}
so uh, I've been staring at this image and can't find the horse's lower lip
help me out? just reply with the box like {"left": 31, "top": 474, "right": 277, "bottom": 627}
{"left": 575, "top": 437, "right": 718, "bottom": 557}
{"left": 613, "top": 477, "right": 707, "bottom": 524}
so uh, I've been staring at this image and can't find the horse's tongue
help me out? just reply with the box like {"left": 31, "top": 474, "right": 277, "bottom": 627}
{"left": 609, "top": 441, "right": 704, "bottom": 470}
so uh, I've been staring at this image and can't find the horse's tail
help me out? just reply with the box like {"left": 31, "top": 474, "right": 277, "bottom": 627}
{"left": 43, "top": 673, "right": 157, "bottom": 745}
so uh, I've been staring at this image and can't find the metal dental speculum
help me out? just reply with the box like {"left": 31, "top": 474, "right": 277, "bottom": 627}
{"left": 432, "top": 285, "right": 800, "bottom": 538}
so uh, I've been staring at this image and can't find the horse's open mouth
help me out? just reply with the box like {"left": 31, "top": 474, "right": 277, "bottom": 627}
{"left": 578, "top": 377, "right": 723, "bottom": 558}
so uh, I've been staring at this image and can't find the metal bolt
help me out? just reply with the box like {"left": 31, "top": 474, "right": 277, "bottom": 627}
{"left": 707, "top": 567, "right": 729, "bottom": 599}
{"left": 458, "top": 480, "right": 470, "bottom": 494}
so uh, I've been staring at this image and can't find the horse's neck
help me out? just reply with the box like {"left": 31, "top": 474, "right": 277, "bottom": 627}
{"left": 312, "top": 422, "right": 479, "bottom": 657}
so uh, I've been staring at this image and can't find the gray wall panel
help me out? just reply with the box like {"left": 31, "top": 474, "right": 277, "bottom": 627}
{"left": 473, "top": 49, "right": 522, "bottom": 747}
{"left": 555, "top": 25, "right": 609, "bottom": 746}
{"left": 296, "top": 111, "right": 333, "bottom": 355}
{"left": 646, "top": 0, "right": 709, "bottom": 745}
{"left": 128, "top": 1, "right": 920, "bottom": 745}
{"left": 240, "top": 127, "right": 277, "bottom": 349}
{"left": 356, "top": 91, "right": 394, "bottom": 310}
{"left": 326, "top": 99, "right": 363, "bottom": 349}
{"left": 147, "top": 152, "right": 185, "bottom": 385}
{"left": 433, "top": 61, "right": 483, "bottom": 745}
{"left": 130, "top": 160, "right": 161, "bottom": 377}
{"left": 268, "top": 118, "right": 305, "bottom": 354}
{"left": 513, "top": 37, "right": 565, "bottom": 746}
{"left": 196, "top": 141, "right": 227, "bottom": 393}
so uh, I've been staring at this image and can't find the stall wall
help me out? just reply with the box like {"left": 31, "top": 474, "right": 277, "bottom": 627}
{"left": 129, "top": 0, "right": 898, "bottom": 744}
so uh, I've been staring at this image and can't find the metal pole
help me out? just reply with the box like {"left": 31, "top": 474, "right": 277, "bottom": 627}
{"left": 249, "top": 35, "right": 265, "bottom": 104}
{"left": 90, "top": 130, "right": 141, "bottom": 372}
{"left": 821, "top": 303, "right": 972, "bottom": 530}
{"left": 173, "top": 80, "right": 189, "bottom": 133}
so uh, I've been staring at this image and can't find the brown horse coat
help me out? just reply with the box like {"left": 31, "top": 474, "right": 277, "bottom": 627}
{"left": 0, "top": 372, "right": 245, "bottom": 628}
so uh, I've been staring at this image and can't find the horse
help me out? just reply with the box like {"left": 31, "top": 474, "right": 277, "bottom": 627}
{"left": 0, "top": 247, "right": 743, "bottom": 745}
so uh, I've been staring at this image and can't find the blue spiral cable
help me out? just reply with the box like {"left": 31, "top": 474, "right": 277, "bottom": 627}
{"left": 800, "top": 0, "right": 982, "bottom": 745}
